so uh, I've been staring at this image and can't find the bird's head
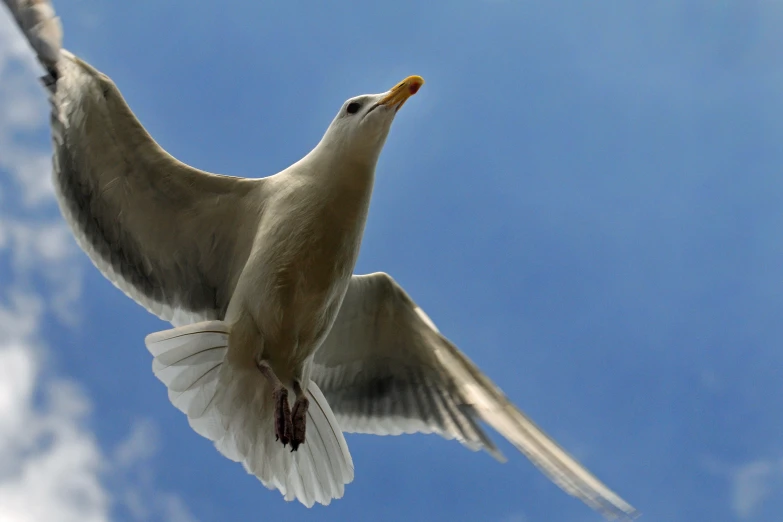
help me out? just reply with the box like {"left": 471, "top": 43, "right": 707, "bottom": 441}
{"left": 314, "top": 75, "right": 424, "bottom": 167}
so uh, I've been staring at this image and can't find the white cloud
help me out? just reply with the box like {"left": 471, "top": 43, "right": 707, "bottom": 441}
{"left": 158, "top": 495, "right": 198, "bottom": 522}
{"left": 0, "top": 12, "right": 53, "bottom": 207}
{"left": 113, "top": 420, "right": 160, "bottom": 471}
{"left": 0, "top": 297, "right": 200, "bottom": 522}
{"left": 0, "top": 216, "right": 84, "bottom": 325}
{"left": 0, "top": 9, "right": 83, "bottom": 324}
{"left": 703, "top": 454, "right": 783, "bottom": 521}
{"left": 0, "top": 7, "right": 198, "bottom": 522}
{"left": 0, "top": 297, "right": 110, "bottom": 522}
{"left": 731, "top": 460, "right": 774, "bottom": 520}
{"left": 110, "top": 421, "right": 200, "bottom": 522}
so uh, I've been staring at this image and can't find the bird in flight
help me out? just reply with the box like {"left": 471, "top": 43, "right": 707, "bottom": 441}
{"left": 2, "top": 0, "right": 639, "bottom": 519}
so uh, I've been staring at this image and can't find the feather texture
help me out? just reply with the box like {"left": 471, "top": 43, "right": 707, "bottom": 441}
{"left": 146, "top": 322, "right": 354, "bottom": 507}
{"left": 3, "top": 1, "right": 638, "bottom": 517}
{"left": 312, "top": 273, "right": 639, "bottom": 520}
{"left": 2, "top": 0, "right": 267, "bottom": 326}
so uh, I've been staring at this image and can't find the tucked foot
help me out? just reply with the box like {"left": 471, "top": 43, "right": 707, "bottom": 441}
{"left": 290, "top": 396, "right": 309, "bottom": 452}
{"left": 273, "top": 387, "right": 293, "bottom": 447}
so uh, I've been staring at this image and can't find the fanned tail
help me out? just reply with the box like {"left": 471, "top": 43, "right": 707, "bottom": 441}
{"left": 145, "top": 321, "right": 354, "bottom": 507}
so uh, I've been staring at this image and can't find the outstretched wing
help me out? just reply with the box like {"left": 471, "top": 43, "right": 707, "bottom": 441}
{"left": 3, "top": 0, "right": 267, "bottom": 325}
{"left": 312, "top": 272, "right": 639, "bottom": 521}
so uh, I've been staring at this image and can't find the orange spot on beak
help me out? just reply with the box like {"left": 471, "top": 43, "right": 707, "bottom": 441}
{"left": 379, "top": 75, "right": 425, "bottom": 111}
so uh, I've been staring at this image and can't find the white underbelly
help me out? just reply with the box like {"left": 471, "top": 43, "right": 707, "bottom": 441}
{"left": 227, "top": 177, "right": 369, "bottom": 378}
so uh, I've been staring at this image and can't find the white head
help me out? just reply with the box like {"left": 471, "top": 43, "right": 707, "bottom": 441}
{"left": 312, "top": 75, "right": 425, "bottom": 169}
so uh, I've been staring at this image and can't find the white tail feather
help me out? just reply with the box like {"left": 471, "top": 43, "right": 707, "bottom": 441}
{"left": 144, "top": 321, "right": 354, "bottom": 507}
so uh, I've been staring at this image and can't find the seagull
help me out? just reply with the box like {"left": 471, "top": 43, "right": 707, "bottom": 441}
{"left": 3, "top": 0, "right": 639, "bottom": 519}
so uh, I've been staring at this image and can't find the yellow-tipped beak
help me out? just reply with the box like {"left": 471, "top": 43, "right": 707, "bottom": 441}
{"left": 379, "top": 75, "right": 425, "bottom": 111}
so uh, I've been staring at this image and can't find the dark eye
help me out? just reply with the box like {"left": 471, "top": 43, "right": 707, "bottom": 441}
{"left": 346, "top": 102, "right": 361, "bottom": 114}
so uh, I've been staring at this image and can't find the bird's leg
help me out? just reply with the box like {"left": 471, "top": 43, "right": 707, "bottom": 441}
{"left": 255, "top": 358, "right": 292, "bottom": 447}
{"left": 289, "top": 379, "right": 309, "bottom": 452}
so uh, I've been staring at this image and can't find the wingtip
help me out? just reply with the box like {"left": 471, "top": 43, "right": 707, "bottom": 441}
{"left": 608, "top": 508, "right": 642, "bottom": 522}
{"left": 487, "top": 446, "right": 507, "bottom": 463}
{"left": 3, "top": 0, "right": 63, "bottom": 73}
{"left": 595, "top": 495, "right": 641, "bottom": 521}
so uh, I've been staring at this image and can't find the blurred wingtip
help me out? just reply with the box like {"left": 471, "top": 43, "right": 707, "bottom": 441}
{"left": 2, "top": 0, "right": 63, "bottom": 75}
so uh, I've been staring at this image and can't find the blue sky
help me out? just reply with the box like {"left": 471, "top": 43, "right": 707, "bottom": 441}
{"left": 2, "top": 1, "right": 783, "bottom": 521}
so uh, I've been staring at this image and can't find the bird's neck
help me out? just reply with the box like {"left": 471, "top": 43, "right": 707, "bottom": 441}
{"left": 298, "top": 142, "right": 378, "bottom": 196}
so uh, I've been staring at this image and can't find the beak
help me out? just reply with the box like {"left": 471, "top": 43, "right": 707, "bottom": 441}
{"left": 378, "top": 75, "right": 425, "bottom": 111}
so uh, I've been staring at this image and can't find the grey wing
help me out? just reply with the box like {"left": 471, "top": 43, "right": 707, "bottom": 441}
{"left": 311, "top": 273, "right": 639, "bottom": 521}
{"left": 4, "top": 0, "right": 266, "bottom": 325}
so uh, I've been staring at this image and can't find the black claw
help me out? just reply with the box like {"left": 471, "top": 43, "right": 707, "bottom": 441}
{"left": 290, "top": 397, "right": 308, "bottom": 451}
{"left": 272, "top": 387, "right": 293, "bottom": 448}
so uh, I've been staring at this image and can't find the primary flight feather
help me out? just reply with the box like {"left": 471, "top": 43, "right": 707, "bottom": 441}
{"left": 2, "top": 0, "right": 639, "bottom": 519}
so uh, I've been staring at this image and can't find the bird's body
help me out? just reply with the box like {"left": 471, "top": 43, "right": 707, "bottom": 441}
{"left": 3, "top": 0, "right": 640, "bottom": 519}
{"left": 226, "top": 147, "right": 375, "bottom": 384}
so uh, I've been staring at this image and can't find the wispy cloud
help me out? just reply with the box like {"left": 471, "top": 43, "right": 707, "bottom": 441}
{"left": 0, "top": 7, "right": 198, "bottom": 522}
{"left": 0, "top": 294, "right": 200, "bottom": 522}
{"left": 111, "top": 420, "right": 199, "bottom": 522}
{"left": 703, "top": 454, "right": 783, "bottom": 520}
{"left": 113, "top": 420, "right": 160, "bottom": 471}
{"left": 0, "top": 13, "right": 54, "bottom": 208}
{"left": 500, "top": 512, "right": 529, "bottom": 522}
{"left": 0, "top": 295, "right": 110, "bottom": 522}
{"left": 731, "top": 460, "right": 775, "bottom": 520}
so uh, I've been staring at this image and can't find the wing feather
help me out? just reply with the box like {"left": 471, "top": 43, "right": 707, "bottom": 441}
{"left": 4, "top": 0, "right": 266, "bottom": 325}
{"left": 312, "top": 272, "right": 639, "bottom": 520}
